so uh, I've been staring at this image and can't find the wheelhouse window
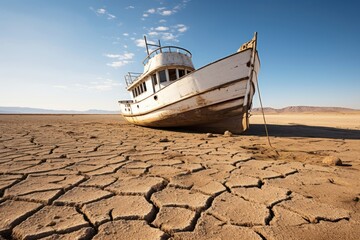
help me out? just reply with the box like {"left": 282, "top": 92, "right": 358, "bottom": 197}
{"left": 168, "top": 69, "right": 177, "bottom": 81}
{"left": 134, "top": 88, "right": 138, "bottom": 97}
{"left": 178, "top": 69, "right": 185, "bottom": 78}
{"left": 152, "top": 74, "right": 158, "bottom": 85}
{"left": 159, "top": 70, "right": 167, "bottom": 83}
{"left": 143, "top": 82, "right": 147, "bottom": 91}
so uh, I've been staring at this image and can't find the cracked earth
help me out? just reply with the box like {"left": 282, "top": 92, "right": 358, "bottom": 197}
{"left": 0, "top": 114, "right": 359, "bottom": 239}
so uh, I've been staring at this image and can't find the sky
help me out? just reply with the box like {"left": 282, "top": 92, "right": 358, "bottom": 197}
{"left": 1, "top": 0, "right": 359, "bottom": 111}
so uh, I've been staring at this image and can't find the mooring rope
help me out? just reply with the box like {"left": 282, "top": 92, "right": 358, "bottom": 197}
{"left": 253, "top": 70, "right": 279, "bottom": 155}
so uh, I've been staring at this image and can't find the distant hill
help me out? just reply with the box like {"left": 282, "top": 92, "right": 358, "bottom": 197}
{"left": 1, "top": 106, "right": 358, "bottom": 115}
{"left": 251, "top": 106, "right": 359, "bottom": 114}
{"left": 0, "top": 107, "right": 119, "bottom": 114}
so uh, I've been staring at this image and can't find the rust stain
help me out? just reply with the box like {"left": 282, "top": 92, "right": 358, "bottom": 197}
{"left": 195, "top": 96, "right": 207, "bottom": 106}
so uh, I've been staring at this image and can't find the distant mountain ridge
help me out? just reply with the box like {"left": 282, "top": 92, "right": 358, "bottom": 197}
{"left": 251, "top": 106, "right": 359, "bottom": 113}
{"left": 0, "top": 106, "right": 119, "bottom": 114}
{"left": 1, "top": 106, "right": 358, "bottom": 114}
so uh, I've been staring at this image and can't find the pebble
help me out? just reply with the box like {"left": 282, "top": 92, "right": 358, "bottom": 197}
{"left": 159, "top": 138, "right": 170, "bottom": 142}
{"left": 224, "top": 130, "right": 233, "bottom": 137}
{"left": 322, "top": 156, "right": 342, "bottom": 166}
{"left": 206, "top": 133, "right": 214, "bottom": 138}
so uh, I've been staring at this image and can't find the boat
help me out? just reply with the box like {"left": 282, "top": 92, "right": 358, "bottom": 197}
{"left": 118, "top": 33, "right": 260, "bottom": 133}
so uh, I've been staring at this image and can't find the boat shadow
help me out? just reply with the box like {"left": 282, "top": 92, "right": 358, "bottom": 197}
{"left": 162, "top": 124, "right": 360, "bottom": 140}
{"left": 245, "top": 124, "right": 360, "bottom": 140}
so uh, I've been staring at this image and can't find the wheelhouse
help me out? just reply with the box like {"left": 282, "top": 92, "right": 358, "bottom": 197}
{"left": 124, "top": 37, "right": 195, "bottom": 102}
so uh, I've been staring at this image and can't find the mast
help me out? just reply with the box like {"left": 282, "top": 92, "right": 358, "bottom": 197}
{"left": 144, "top": 35, "right": 150, "bottom": 56}
{"left": 143, "top": 35, "right": 162, "bottom": 56}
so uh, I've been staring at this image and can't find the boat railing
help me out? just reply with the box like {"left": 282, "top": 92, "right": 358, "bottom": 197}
{"left": 143, "top": 46, "right": 192, "bottom": 65}
{"left": 124, "top": 72, "right": 142, "bottom": 86}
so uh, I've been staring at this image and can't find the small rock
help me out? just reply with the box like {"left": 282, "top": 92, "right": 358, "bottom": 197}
{"left": 206, "top": 133, "right": 214, "bottom": 138}
{"left": 328, "top": 178, "right": 335, "bottom": 184}
{"left": 322, "top": 156, "right": 342, "bottom": 166}
{"left": 46, "top": 221, "right": 56, "bottom": 227}
{"left": 59, "top": 154, "right": 67, "bottom": 159}
{"left": 224, "top": 130, "right": 233, "bottom": 137}
{"left": 90, "top": 136, "right": 97, "bottom": 139}
{"left": 159, "top": 138, "right": 170, "bottom": 142}
{"left": 353, "top": 196, "right": 359, "bottom": 202}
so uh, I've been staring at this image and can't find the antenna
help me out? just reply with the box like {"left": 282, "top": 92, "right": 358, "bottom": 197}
{"left": 143, "top": 35, "right": 162, "bottom": 56}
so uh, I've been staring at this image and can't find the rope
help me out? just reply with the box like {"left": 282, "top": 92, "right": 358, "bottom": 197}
{"left": 253, "top": 70, "right": 279, "bottom": 155}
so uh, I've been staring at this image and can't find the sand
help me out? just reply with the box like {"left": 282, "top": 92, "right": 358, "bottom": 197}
{"left": 0, "top": 113, "right": 359, "bottom": 239}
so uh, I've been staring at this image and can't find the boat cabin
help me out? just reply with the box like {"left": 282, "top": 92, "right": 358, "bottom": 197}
{"left": 124, "top": 38, "right": 195, "bottom": 102}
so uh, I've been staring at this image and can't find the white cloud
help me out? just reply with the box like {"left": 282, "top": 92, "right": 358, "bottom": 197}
{"left": 135, "top": 38, "right": 155, "bottom": 48}
{"left": 107, "top": 14, "right": 116, "bottom": 20}
{"left": 89, "top": 79, "right": 122, "bottom": 91}
{"left": 135, "top": 39, "right": 146, "bottom": 47}
{"left": 53, "top": 79, "right": 122, "bottom": 91}
{"left": 92, "top": 7, "right": 116, "bottom": 20}
{"left": 126, "top": 6, "right": 135, "bottom": 9}
{"left": 105, "top": 52, "right": 134, "bottom": 68}
{"left": 97, "top": 8, "right": 106, "bottom": 14}
{"left": 160, "top": 10, "right": 173, "bottom": 16}
{"left": 105, "top": 52, "right": 134, "bottom": 60}
{"left": 174, "top": 0, "right": 190, "bottom": 11}
{"left": 123, "top": 33, "right": 129, "bottom": 37}
{"left": 105, "top": 54, "right": 121, "bottom": 58}
{"left": 107, "top": 61, "right": 132, "bottom": 68}
{"left": 162, "top": 32, "right": 177, "bottom": 41}
{"left": 178, "top": 26, "right": 188, "bottom": 32}
{"left": 120, "top": 53, "right": 135, "bottom": 60}
{"left": 144, "top": 23, "right": 189, "bottom": 43}
{"left": 155, "top": 26, "right": 169, "bottom": 31}
{"left": 132, "top": 2, "right": 191, "bottom": 46}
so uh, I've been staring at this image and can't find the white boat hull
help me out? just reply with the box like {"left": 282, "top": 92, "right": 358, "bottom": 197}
{"left": 119, "top": 48, "right": 260, "bottom": 133}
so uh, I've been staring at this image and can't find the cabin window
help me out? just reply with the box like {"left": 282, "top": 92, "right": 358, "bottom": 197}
{"left": 134, "top": 88, "right": 138, "bottom": 97}
{"left": 140, "top": 84, "right": 144, "bottom": 93}
{"left": 178, "top": 69, "right": 185, "bottom": 78}
{"left": 168, "top": 69, "right": 177, "bottom": 81}
{"left": 143, "top": 82, "right": 147, "bottom": 91}
{"left": 132, "top": 90, "right": 136, "bottom": 97}
{"left": 159, "top": 70, "right": 167, "bottom": 83}
{"left": 186, "top": 69, "right": 192, "bottom": 74}
{"left": 152, "top": 74, "right": 158, "bottom": 85}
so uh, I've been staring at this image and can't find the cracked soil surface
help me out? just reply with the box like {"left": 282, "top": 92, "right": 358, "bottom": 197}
{"left": 0, "top": 114, "right": 359, "bottom": 239}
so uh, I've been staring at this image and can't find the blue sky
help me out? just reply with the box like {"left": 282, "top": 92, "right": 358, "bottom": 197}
{"left": 1, "top": 0, "right": 359, "bottom": 111}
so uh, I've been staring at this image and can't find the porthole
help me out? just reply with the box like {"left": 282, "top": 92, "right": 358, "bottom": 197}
{"left": 154, "top": 95, "right": 158, "bottom": 100}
